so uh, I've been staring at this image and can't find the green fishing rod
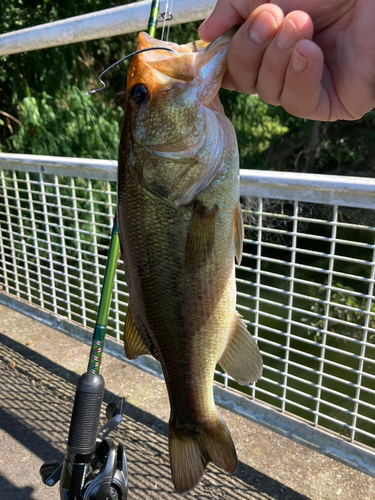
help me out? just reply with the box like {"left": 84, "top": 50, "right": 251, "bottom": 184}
{"left": 148, "top": 0, "right": 160, "bottom": 37}
{"left": 39, "top": 4, "right": 163, "bottom": 498}
{"left": 87, "top": 0, "right": 161, "bottom": 374}
{"left": 87, "top": 215, "right": 120, "bottom": 374}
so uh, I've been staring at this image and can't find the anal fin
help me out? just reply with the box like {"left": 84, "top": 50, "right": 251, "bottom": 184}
{"left": 185, "top": 201, "right": 218, "bottom": 270}
{"left": 219, "top": 313, "right": 263, "bottom": 385}
{"left": 233, "top": 200, "right": 244, "bottom": 264}
{"left": 124, "top": 306, "right": 150, "bottom": 359}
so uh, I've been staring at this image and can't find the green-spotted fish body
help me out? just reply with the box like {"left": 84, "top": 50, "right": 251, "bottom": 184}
{"left": 117, "top": 31, "right": 263, "bottom": 494}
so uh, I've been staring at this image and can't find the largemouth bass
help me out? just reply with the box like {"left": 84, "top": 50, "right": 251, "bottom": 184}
{"left": 117, "top": 30, "right": 263, "bottom": 494}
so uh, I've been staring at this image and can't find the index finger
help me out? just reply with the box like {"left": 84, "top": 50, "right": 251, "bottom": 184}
{"left": 198, "top": 0, "right": 265, "bottom": 41}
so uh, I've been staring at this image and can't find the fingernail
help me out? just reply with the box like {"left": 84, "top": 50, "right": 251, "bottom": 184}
{"left": 278, "top": 19, "right": 301, "bottom": 50}
{"left": 292, "top": 49, "right": 308, "bottom": 73}
{"left": 248, "top": 10, "right": 277, "bottom": 46}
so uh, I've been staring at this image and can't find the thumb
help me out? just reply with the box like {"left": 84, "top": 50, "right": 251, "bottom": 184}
{"left": 198, "top": 0, "right": 264, "bottom": 41}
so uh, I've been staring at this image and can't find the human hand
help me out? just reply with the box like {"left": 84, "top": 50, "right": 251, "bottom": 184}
{"left": 198, "top": 1, "right": 375, "bottom": 121}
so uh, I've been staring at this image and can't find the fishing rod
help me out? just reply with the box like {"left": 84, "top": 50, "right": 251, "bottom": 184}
{"left": 39, "top": 2, "right": 165, "bottom": 499}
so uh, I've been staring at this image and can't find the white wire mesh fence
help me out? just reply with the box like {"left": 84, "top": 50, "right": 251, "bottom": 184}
{"left": 236, "top": 198, "right": 375, "bottom": 450}
{"left": 1, "top": 155, "right": 375, "bottom": 468}
{"left": 0, "top": 168, "right": 122, "bottom": 332}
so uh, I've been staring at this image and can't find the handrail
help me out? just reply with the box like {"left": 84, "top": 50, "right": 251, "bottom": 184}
{"left": 240, "top": 169, "right": 375, "bottom": 210}
{"left": 0, "top": 152, "right": 115, "bottom": 180}
{"left": 1, "top": 152, "right": 375, "bottom": 209}
{"left": 0, "top": 0, "right": 215, "bottom": 56}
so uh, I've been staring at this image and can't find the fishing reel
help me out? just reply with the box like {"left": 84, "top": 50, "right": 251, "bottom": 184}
{"left": 40, "top": 373, "right": 128, "bottom": 500}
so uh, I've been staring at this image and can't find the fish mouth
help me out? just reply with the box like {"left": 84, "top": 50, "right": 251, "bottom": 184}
{"left": 133, "top": 29, "right": 234, "bottom": 84}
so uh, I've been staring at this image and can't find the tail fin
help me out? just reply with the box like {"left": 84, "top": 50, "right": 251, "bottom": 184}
{"left": 169, "top": 412, "right": 238, "bottom": 494}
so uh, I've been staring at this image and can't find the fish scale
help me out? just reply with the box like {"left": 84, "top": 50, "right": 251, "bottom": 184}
{"left": 117, "top": 30, "right": 263, "bottom": 494}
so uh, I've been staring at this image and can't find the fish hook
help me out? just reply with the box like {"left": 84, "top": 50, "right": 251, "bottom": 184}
{"left": 85, "top": 46, "right": 178, "bottom": 95}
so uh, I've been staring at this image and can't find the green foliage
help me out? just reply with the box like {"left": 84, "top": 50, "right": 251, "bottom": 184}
{"left": 220, "top": 91, "right": 289, "bottom": 169}
{"left": 3, "top": 88, "right": 121, "bottom": 159}
{"left": 0, "top": 0, "right": 137, "bottom": 153}
{"left": 262, "top": 110, "right": 375, "bottom": 175}
{"left": 302, "top": 283, "right": 375, "bottom": 343}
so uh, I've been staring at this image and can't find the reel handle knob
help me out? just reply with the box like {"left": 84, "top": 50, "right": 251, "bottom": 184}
{"left": 40, "top": 460, "right": 61, "bottom": 486}
{"left": 106, "top": 401, "right": 121, "bottom": 420}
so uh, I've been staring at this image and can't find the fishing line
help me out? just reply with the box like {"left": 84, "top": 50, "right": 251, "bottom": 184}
{"left": 166, "top": 0, "right": 174, "bottom": 42}
{"left": 160, "top": 0, "right": 174, "bottom": 42}
{"left": 76, "top": 87, "right": 116, "bottom": 165}
{"left": 160, "top": 0, "right": 170, "bottom": 41}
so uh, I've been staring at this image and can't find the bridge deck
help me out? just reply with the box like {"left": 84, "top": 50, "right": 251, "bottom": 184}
{"left": 0, "top": 303, "right": 373, "bottom": 500}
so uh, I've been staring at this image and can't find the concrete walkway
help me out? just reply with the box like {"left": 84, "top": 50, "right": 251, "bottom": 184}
{"left": 0, "top": 303, "right": 374, "bottom": 500}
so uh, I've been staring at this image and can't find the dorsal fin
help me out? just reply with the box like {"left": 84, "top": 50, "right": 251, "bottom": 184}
{"left": 123, "top": 306, "right": 150, "bottom": 359}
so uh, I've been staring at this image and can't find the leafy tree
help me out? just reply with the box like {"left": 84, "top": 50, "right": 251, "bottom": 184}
{"left": 4, "top": 89, "right": 121, "bottom": 159}
{"left": 0, "top": 0, "right": 136, "bottom": 157}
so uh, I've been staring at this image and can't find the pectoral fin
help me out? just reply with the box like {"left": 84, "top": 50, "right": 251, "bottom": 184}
{"left": 185, "top": 201, "right": 218, "bottom": 270}
{"left": 233, "top": 200, "right": 244, "bottom": 265}
{"left": 219, "top": 313, "right": 263, "bottom": 385}
{"left": 124, "top": 306, "right": 150, "bottom": 359}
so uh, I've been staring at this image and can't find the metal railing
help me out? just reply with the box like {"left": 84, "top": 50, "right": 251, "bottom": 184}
{"left": 1, "top": 153, "right": 375, "bottom": 477}
{"left": 0, "top": 0, "right": 215, "bottom": 56}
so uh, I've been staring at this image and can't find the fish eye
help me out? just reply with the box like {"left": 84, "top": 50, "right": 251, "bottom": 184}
{"left": 129, "top": 83, "right": 148, "bottom": 108}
